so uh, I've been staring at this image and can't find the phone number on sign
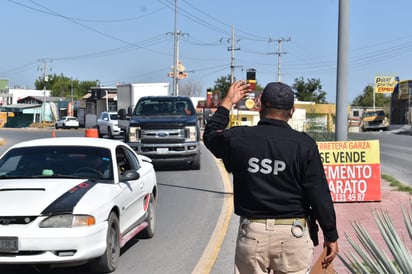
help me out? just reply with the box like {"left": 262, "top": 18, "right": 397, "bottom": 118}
{"left": 333, "top": 193, "right": 366, "bottom": 202}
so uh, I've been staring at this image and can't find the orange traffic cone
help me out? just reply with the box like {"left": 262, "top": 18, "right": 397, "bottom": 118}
{"left": 51, "top": 130, "right": 56, "bottom": 138}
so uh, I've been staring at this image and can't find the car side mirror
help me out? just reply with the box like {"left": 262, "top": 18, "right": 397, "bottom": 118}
{"left": 118, "top": 109, "right": 127, "bottom": 119}
{"left": 119, "top": 170, "right": 140, "bottom": 181}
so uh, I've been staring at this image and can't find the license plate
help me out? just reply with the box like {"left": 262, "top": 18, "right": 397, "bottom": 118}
{"left": 0, "top": 237, "right": 18, "bottom": 252}
{"left": 156, "top": 148, "right": 169, "bottom": 154}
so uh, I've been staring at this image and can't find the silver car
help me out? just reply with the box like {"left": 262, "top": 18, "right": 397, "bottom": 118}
{"left": 97, "top": 111, "right": 123, "bottom": 138}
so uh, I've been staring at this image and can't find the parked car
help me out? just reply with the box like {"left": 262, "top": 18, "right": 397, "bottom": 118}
{"left": 97, "top": 111, "right": 123, "bottom": 138}
{"left": 0, "top": 137, "right": 157, "bottom": 272}
{"left": 360, "top": 109, "right": 389, "bottom": 131}
{"left": 55, "top": 116, "right": 79, "bottom": 129}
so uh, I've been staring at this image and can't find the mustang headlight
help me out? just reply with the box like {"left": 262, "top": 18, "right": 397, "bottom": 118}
{"left": 39, "top": 214, "right": 96, "bottom": 228}
{"left": 185, "top": 126, "right": 197, "bottom": 141}
{"left": 129, "top": 126, "right": 141, "bottom": 142}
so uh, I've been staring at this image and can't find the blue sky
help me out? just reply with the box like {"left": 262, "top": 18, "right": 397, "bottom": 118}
{"left": 1, "top": 0, "right": 411, "bottom": 103}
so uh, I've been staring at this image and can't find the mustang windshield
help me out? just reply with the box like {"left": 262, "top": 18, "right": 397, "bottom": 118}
{"left": 0, "top": 146, "right": 113, "bottom": 180}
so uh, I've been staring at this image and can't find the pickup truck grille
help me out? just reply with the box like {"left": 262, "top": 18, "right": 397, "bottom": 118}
{"left": 140, "top": 128, "right": 186, "bottom": 144}
{"left": 368, "top": 119, "right": 383, "bottom": 126}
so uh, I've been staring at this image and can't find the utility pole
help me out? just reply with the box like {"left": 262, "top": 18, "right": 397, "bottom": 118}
{"left": 173, "top": 0, "right": 178, "bottom": 96}
{"left": 268, "top": 37, "right": 290, "bottom": 82}
{"left": 226, "top": 26, "right": 240, "bottom": 83}
{"left": 170, "top": 0, "right": 189, "bottom": 96}
{"left": 70, "top": 77, "right": 74, "bottom": 116}
{"left": 38, "top": 58, "right": 52, "bottom": 122}
{"left": 335, "top": 0, "right": 349, "bottom": 141}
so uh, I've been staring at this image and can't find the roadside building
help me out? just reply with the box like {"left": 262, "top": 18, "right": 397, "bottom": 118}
{"left": 0, "top": 96, "right": 58, "bottom": 127}
{"left": 80, "top": 86, "right": 117, "bottom": 128}
{"left": 391, "top": 80, "right": 412, "bottom": 124}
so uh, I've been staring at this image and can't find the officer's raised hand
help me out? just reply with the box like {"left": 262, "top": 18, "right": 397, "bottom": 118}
{"left": 221, "top": 80, "right": 252, "bottom": 110}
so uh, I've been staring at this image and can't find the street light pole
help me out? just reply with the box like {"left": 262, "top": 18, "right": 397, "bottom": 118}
{"left": 335, "top": 0, "right": 350, "bottom": 141}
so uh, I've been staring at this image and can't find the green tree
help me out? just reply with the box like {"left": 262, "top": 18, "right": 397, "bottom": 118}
{"left": 292, "top": 77, "right": 327, "bottom": 103}
{"left": 351, "top": 85, "right": 391, "bottom": 107}
{"left": 34, "top": 73, "right": 98, "bottom": 100}
{"left": 210, "top": 75, "right": 232, "bottom": 99}
{"left": 78, "top": 80, "right": 99, "bottom": 98}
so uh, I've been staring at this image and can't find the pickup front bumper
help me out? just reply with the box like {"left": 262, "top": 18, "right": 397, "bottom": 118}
{"left": 127, "top": 141, "right": 200, "bottom": 163}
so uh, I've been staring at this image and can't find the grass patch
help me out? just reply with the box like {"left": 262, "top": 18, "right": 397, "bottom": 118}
{"left": 382, "top": 174, "right": 412, "bottom": 194}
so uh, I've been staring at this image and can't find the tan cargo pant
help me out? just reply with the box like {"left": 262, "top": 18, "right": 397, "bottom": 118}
{"left": 234, "top": 217, "right": 313, "bottom": 274}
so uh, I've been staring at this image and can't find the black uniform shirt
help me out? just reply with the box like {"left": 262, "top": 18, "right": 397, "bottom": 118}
{"left": 203, "top": 106, "right": 338, "bottom": 242}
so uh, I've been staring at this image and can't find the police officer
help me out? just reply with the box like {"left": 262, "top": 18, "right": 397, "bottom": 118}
{"left": 203, "top": 81, "right": 339, "bottom": 274}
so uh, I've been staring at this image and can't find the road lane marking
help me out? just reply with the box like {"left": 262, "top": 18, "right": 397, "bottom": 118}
{"left": 191, "top": 159, "right": 233, "bottom": 274}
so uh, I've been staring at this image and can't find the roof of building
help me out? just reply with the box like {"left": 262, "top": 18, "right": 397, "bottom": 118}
{"left": 0, "top": 104, "right": 41, "bottom": 112}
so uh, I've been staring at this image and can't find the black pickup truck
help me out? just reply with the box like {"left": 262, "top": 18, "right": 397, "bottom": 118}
{"left": 118, "top": 96, "right": 201, "bottom": 169}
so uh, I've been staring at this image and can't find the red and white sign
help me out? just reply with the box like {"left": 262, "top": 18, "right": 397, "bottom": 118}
{"left": 317, "top": 140, "right": 381, "bottom": 202}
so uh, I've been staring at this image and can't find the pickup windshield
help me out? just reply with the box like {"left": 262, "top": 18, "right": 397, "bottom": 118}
{"left": 363, "top": 110, "right": 385, "bottom": 117}
{"left": 134, "top": 98, "right": 194, "bottom": 116}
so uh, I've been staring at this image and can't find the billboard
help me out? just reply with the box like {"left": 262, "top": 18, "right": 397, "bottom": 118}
{"left": 318, "top": 140, "right": 381, "bottom": 202}
{"left": 236, "top": 91, "right": 262, "bottom": 111}
{"left": 0, "top": 79, "right": 8, "bottom": 91}
{"left": 374, "top": 76, "right": 398, "bottom": 93}
{"left": 398, "top": 80, "right": 412, "bottom": 100}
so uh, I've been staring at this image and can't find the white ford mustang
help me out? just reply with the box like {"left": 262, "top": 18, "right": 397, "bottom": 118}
{"left": 0, "top": 137, "right": 158, "bottom": 272}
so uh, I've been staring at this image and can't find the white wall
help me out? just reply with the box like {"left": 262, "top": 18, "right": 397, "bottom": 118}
{"left": 7, "top": 88, "right": 51, "bottom": 104}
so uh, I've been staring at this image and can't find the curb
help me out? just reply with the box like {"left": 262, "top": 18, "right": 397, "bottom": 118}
{"left": 192, "top": 159, "right": 234, "bottom": 274}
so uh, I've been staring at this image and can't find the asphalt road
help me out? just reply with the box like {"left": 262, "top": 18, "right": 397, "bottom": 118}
{"left": 0, "top": 128, "right": 225, "bottom": 274}
{"left": 351, "top": 127, "right": 412, "bottom": 186}
{"left": 0, "top": 126, "right": 410, "bottom": 274}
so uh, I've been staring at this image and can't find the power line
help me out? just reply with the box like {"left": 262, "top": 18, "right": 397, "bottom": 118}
{"left": 8, "top": 0, "right": 167, "bottom": 23}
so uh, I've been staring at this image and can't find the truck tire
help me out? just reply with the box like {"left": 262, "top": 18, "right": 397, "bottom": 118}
{"left": 191, "top": 154, "right": 201, "bottom": 170}
{"left": 98, "top": 127, "right": 104, "bottom": 138}
{"left": 122, "top": 131, "right": 129, "bottom": 142}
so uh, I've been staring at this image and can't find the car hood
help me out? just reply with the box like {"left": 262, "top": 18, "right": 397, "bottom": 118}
{"left": 363, "top": 116, "right": 384, "bottom": 121}
{"left": 0, "top": 178, "right": 96, "bottom": 215}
